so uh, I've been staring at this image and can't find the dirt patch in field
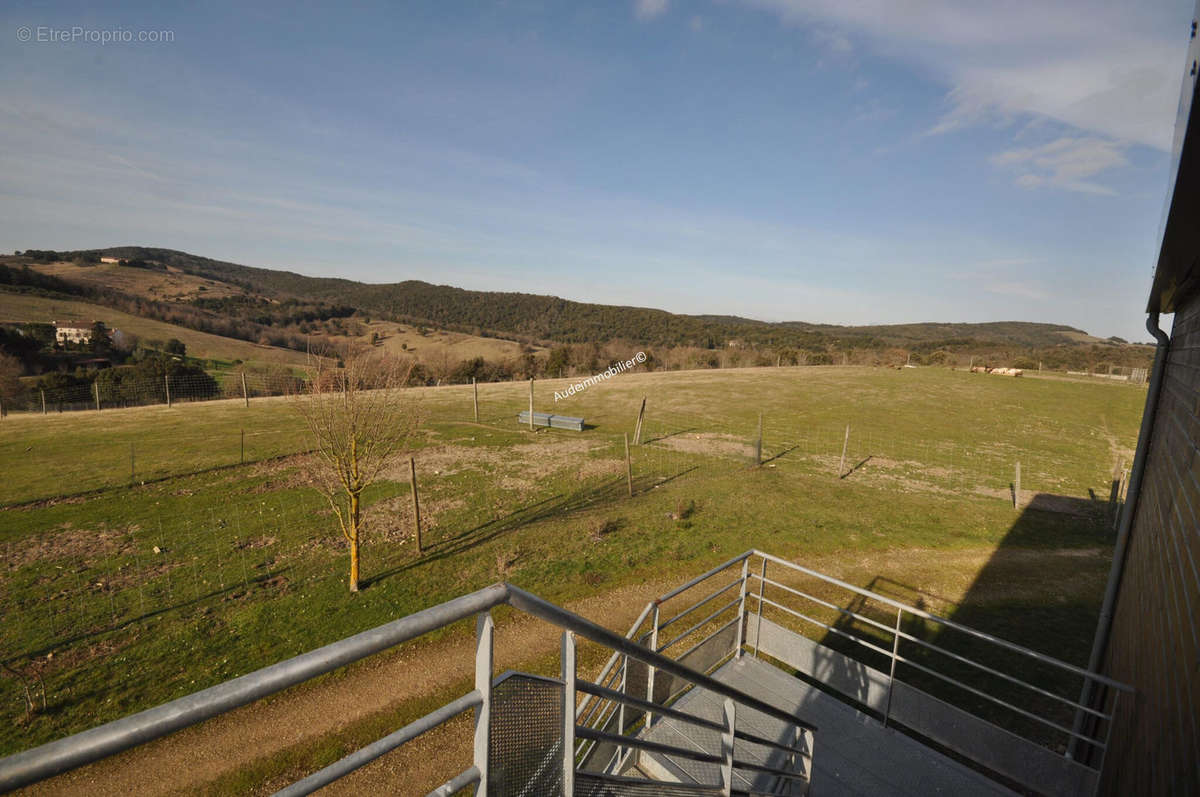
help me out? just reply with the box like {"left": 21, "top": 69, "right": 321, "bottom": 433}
{"left": 385, "top": 439, "right": 617, "bottom": 493}
{"left": 246, "top": 458, "right": 312, "bottom": 494}
{"left": 3, "top": 524, "right": 137, "bottom": 570}
{"left": 654, "top": 433, "right": 756, "bottom": 460}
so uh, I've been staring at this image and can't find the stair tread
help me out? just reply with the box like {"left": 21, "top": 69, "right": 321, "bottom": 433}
{"left": 638, "top": 656, "right": 1016, "bottom": 797}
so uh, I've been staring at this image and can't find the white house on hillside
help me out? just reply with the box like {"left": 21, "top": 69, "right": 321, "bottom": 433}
{"left": 54, "top": 321, "right": 92, "bottom": 344}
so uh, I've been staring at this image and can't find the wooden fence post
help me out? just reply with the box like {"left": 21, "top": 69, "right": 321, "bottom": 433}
{"left": 241, "top": 372, "right": 249, "bottom": 408}
{"left": 94, "top": 381, "right": 101, "bottom": 412}
{"left": 165, "top": 375, "right": 172, "bottom": 408}
{"left": 624, "top": 433, "right": 633, "bottom": 498}
{"left": 634, "top": 397, "right": 646, "bottom": 445}
{"left": 410, "top": 456, "right": 423, "bottom": 554}
{"left": 40, "top": 390, "right": 46, "bottom": 415}
{"left": 755, "top": 413, "right": 763, "bottom": 466}
{"left": 1014, "top": 461, "right": 1021, "bottom": 509}
{"left": 838, "top": 424, "right": 850, "bottom": 477}
{"left": 528, "top": 377, "right": 534, "bottom": 431}
{"left": 473, "top": 377, "right": 479, "bottom": 423}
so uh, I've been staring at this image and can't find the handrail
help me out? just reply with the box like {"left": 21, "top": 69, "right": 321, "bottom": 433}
{"left": 275, "top": 690, "right": 483, "bottom": 797}
{"left": 655, "top": 551, "right": 754, "bottom": 604}
{"left": 657, "top": 576, "right": 744, "bottom": 633}
{"left": 578, "top": 680, "right": 808, "bottom": 758}
{"left": 752, "top": 566, "right": 1117, "bottom": 719}
{"left": 0, "top": 576, "right": 817, "bottom": 793}
{"left": 751, "top": 550, "right": 1132, "bottom": 692}
{"left": 0, "top": 583, "right": 509, "bottom": 793}
{"left": 506, "top": 585, "right": 818, "bottom": 734}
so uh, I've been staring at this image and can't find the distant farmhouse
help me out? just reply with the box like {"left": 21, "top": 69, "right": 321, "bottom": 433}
{"left": 54, "top": 320, "right": 93, "bottom": 345}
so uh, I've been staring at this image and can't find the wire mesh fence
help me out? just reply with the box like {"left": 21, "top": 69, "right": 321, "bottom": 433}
{"left": 0, "top": 372, "right": 1132, "bottom": 739}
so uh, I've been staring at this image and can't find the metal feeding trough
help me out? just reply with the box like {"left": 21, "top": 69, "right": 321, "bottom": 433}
{"left": 517, "top": 410, "right": 585, "bottom": 431}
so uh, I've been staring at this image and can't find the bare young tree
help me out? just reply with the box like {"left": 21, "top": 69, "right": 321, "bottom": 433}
{"left": 294, "top": 350, "right": 423, "bottom": 592}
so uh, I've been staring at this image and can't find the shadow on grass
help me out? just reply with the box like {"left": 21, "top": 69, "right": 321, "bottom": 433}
{"left": 7, "top": 567, "right": 295, "bottom": 665}
{"left": 640, "top": 427, "right": 698, "bottom": 445}
{"left": 761, "top": 445, "right": 799, "bottom": 466}
{"left": 839, "top": 454, "right": 872, "bottom": 479}
{"left": 364, "top": 465, "right": 699, "bottom": 589}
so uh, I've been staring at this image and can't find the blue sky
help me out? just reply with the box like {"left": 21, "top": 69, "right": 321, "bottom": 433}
{"left": 1, "top": 1, "right": 1194, "bottom": 341}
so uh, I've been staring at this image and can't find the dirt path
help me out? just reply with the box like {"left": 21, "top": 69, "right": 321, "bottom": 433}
{"left": 25, "top": 579, "right": 674, "bottom": 797}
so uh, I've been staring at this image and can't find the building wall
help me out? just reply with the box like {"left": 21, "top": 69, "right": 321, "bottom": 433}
{"left": 1101, "top": 298, "right": 1200, "bottom": 795}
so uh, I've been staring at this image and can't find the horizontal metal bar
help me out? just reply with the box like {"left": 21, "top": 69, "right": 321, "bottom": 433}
{"left": 759, "top": 595, "right": 895, "bottom": 660}
{"left": 658, "top": 596, "right": 743, "bottom": 654}
{"left": 756, "top": 574, "right": 1110, "bottom": 721}
{"left": 577, "top": 679, "right": 727, "bottom": 734}
{"left": 507, "top": 585, "right": 818, "bottom": 733}
{"left": 750, "top": 551, "right": 1132, "bottom": 692}
{"left": 576, "top": 770, "right": 724, "bottom": 793}
{"left": 674, "top": 616, "right": 740, "bottom": 668}
{"left": 893, "top": 626, "right": 1111, "bottom": 721}
{"left": 274, "top": 690, "right": 482, "bottom": 796}
{"left": 894, "top": 654, "right": 1106, "bottom": 748}
{"left": 581, "top": 601, "right": 657, "bottom": 720}
{"left": 733, "top": 755, "right": 809, "bottom": 781}
{"left": 0, "top": 583, "right": 509, "bottom": 793}
{"left": 658, "top": 577, "right": 744, "bottom": 634}
{"left": 734, "top": 727, "right": 810, "bottom": 758}
{"left": 655, "top": 552, "right": 753, "bottom": 604}
{"left": 756, "top": 574, "right": 897, "bottom": 637}
{"left": 575, "top": 727, "right": 723, "bottom": 765}
{"left": 427, "top": 765, "right": 480, "bottom": 797}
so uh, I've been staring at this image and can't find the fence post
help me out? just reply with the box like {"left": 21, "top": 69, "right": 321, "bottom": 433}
{"left": 475, "top": 612, "right": 494, "bottom": 794}
{"left": 528, "top": 377, "right": 534, "bottom": 431}
{"left": 755, "top": 412, "right": 763, "bottom": 466}
{"left": 884, "top": 607, "right": 902, "bottom": 727}
{"left": 561, "top": 631, "right": 576, "bottom": 795}
{"left": 40, "top": 390, "right": 46, "bottom": 415}
{"left": 472, "top": 377, "right": 479, "bottom": 423}
{"left": 241, "top": 372, "right": 249, "bottom": 408}
{"left": 165, "top": 375, "right": 172, "bottom": 408}
{"left": 838, "top": 424, "right": 850, "bottom": 477}
{"left": 721, "top": 699, "right": 735, "bottom": 797}
{"left": 410, "top": 456, "right": 423, "bottom": 554}
{"left": 94, "top": 381, "right": 101, "bottom": 411}
{"left": 624, "top": 433, "right": 633, "bottom": 498}
{"left": 1014, "top": 461, "right": 1021, "bottom": 509}
{"left": 734, "top": 557, "right": 750, "bottom": 659}
{"left": 634, "top": 397, "right": 646, "bottom": 444}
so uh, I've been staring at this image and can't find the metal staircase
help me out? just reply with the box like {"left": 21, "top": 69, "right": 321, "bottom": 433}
{"left": 0, "top": 550, "right": 1131, "bottom": 796}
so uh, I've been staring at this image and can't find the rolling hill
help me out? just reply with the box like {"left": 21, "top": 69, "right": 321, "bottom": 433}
{"left": 22, "top": 247, "right": 1126, "bottom": 351}
{"left": 1, "top": 247, "right": 1153, "bottom": 378}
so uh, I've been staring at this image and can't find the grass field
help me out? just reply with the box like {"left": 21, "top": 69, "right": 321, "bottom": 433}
{"left": 0, "top": 292, "right": 311, "bottom": 368}
{"left": 0, "top": 365, "right": 1145, "bottom": 779}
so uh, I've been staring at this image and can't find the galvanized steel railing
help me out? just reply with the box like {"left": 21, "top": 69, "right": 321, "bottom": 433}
{"left": 578, "top": 549, "right": 1132, "bottom": 796}
{"left": 0, "top": 549, "right": 1128, "bottom": 795}
{"left": 0, "top": 575, "right": 815, "bottom": 796}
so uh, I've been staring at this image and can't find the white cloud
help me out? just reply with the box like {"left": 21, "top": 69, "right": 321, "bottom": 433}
{"left": 992, "top": 136, "right": 1129, "bottom": 195}
{"left": 634, "top": 0, "right": 669, "bottom": 22}
{"left": 742, "top": 0, "right": 1188, "bottom": 151}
